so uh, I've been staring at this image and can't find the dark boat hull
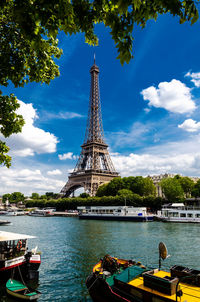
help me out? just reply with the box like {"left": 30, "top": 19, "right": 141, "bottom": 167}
{"left": 79, "top": 215, "right": 153, "bottom": 221}
{"left": 86, "top": 273, "right": 119, "bottom": 302}
{"left": 0, "top": 254, "right": 41, "bottom": 281}
{"left": 86, "top": 273, "right": 136, "bottom": 302}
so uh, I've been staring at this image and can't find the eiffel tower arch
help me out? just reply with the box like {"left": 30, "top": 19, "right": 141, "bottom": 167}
{"left": 61, "top": 59, "right": 119, "bottom": 197}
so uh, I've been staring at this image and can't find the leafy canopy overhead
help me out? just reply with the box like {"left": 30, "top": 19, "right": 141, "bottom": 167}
{"left": 0, "top": 0, "right": 199, "bottom": 167}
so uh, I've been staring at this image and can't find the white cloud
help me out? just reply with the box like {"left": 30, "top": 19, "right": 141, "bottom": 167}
{"left": 58, "top": 152, "right": 77, "bottom": 160}
{"left": 0, "top": 100, "right": 58, "bottom": 157}
{"left": 0, "top": 167, "right": 65, "bottom": 196}
{"left": 185, "top": 71, "right": 200, "bottom": 87}
{"left": 42, "top": 111, "right": 84, "bottom": 120}
{"left": 47, "top": 169, "right": 62, "bottom": 176}
{"left": 178, "top": 119, "right": 200, "bottom": 132}
{"left": 141, "top": 79, "right": 196, "bottom": 114}
{"left": 111, "top": 133, "right": 200, "bottom": 177}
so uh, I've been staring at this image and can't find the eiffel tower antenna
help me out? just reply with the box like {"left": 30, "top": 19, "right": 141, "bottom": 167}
{"left": 60, "top": 59, "right": 119, "bottom": 197}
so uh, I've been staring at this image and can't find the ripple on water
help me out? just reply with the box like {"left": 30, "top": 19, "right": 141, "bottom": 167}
{"left": 0, "top": 218, "right": 200, "bottom": 301}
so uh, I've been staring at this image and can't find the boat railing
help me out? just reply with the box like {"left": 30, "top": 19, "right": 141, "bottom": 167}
{"left": 162, "top": 206, "right": 200, "bottom": 211}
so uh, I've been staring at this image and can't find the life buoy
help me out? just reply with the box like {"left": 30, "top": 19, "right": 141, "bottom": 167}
{"left": 17, "top": 240, "right": 22, "bottom": 251}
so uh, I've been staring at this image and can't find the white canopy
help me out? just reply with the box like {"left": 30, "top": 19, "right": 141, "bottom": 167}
{"left": 0, "top": 231, "right": 35, "bottom": 242}
{"left": 171, "top": 203, "right": 185, "bottom": 207}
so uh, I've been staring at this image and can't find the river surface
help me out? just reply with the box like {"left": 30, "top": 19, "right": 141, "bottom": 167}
{"left": 0, "top": 216, "right": 200, "bottom": 301}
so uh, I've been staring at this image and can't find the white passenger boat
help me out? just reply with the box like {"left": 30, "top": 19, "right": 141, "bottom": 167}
{"left": 28, "top": 208, "right": 54, "bottom": 217}
{"left": 6, "top": 211, "right": 26, "bottom": 216}
{"left": 0, "top": 231, "right": 41, "bottom": 280}
{"left": 77, "top": 206, "right": 154, "bottom": 221}
{"left": 157, "top": 203, "right": 200, "bottom": 223}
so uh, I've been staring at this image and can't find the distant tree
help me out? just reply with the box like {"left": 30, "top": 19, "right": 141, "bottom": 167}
{"left": 106, "top": 177, "right": 125, "bottom": 196}
{"left": 128, "top": 176, "right": 155, "bottom": 196}
{"left": 117, "top": 189, "right": 134, "bottom": 198}
{"left": 123, "top": 177, "right": 136, "bottom": 190}
{"left": 143, "top": 196, "right": 164, "bottom": 211}
{"left": 142, "top": 177, "right": 156, "bottom": 196}
{"left": 40, "top": 195, "right": 47, "bottom": 200}
{"left": 174, "top": 174, "right": 181, "bottom": 179}
{"left": 96, "top": 183, "right": 109, "bottom": 197}
{"left": 2, "top": 193, "right": 11, "bottom": 203}
{"left": 128, "top": 176, "right": 143, "bottom": 195}
{"left": 179, "top": 177, "right": 194, "bottom": 197}
{"left": 160, "top": 178, "right": 184, "bottom": 201}
{"left": 117, "top": 188, "right": 133, "bottom": 195}
{"left": 45, "top": 192, "right": 55, "bottom": 199}
{"left": 191, "top": 180, "right": 200, "bottom": 198}
{"left": 31, "top": 193, "right": 40, "bottom": 199}
{"left": 96, "top": 176, "right": 156, "bottom": 197}
{"left": 79, "top": 193, "right": 90, "bottom": 198}
{"left": 10, "top": 192, "right": 25, "bottom": 203}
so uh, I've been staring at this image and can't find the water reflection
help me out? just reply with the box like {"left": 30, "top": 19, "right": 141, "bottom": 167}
{"left": 0, "top": 217, "right": 200, "bottom": 301}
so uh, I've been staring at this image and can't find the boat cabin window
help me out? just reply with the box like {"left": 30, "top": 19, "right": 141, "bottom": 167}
{"left": 0, "top": 240, "right": 27, "bottom": 260}
{"left": 180, "top": 213, "right": 186, "bottom": 217}
{"left": 169, "top": 212, "right": 178, "bottom": 217}
{"left": 187, "top": 213, "right": 193, "bottom": 218}
{"left": 195, "top": 214, "right": 200, "bottom": 218}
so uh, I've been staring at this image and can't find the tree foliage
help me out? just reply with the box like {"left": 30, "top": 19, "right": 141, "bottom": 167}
{"left": 191, "top": 179, "right": 200, "bottom": 198}
{"left": 2, "top": 193, "right": 11, "bottom": 203}
{"left": 3, "top": 192, "right": 25, "bottom": 204}
{"left": 178, "top": 176, "right": 194, "bottom": 197}
{"left": 1, "top": 0, "right": 199, "bottom": 166}
{"left": 31, "top": 193, "right": 40, "bottom": 199}
{"left": 79, "top": 193, "right": 90, "bottom": 198}
{"left": 160, "top": 177, "right": 184, "bottom": 201}
{"left": 170, "top": 175, "right": 194, "bottom": 197}
{"left": 25, "top": 194, "right": 165, "bottom": 211}
{"left": 96, "top": 176, "right": 156, "bottom": 197}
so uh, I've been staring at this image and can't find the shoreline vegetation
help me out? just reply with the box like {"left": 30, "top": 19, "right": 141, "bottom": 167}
{"left": 24, "top": 196, "right": 178, "bottom": 213}
{"left": 2, "top": 175, "right": 200, "bottom": 212}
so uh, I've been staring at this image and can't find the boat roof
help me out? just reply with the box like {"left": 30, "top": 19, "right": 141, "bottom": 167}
{"left": 0, "top": 231, "right": 35, "bottom": 242}
{"left": 171, "top": 203, "right": 185, "bottom": 207}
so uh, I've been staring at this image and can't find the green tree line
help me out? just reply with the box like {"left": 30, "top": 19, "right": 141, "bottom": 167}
{"left": 3, "top": 175, "right": 200, "bottom": 210}
{"left": 96, "top": 176, "right": 156, "bottom": 197}
{"left": 160, "top": 175, "right": 200, "bottom": 202}
{"left": 25, "top": 195, "right": 164, "bottom": 212}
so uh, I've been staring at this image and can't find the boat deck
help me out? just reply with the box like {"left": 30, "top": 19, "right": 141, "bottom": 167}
{"left": 128, "top": 270, "right": 200, "bottom": 301}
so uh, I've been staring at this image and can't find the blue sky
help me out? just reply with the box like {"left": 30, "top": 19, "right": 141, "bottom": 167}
{"left": 1, "top": 13, "right": 200, "bottom": 196}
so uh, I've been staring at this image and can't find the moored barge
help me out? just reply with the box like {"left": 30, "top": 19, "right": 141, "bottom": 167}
{"left": 78, "top": 206, "right": 153, "bottom": 222}
{"left": 0, "top": 231, "right": 41, "bottom": 280}
{"left": 86, "top": 251, "right": 200, "bottom": 301}
{"left": 157, "top": 203, "right": 200, "bottom": 223}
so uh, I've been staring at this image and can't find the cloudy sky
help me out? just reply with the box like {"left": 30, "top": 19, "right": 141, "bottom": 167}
{"left": 2, "top": 13, "right": 200, "bottom": 196}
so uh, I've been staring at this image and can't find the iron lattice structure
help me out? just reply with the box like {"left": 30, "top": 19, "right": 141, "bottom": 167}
{"left": 61, "top": 59, "right": 119, "bottom": 197}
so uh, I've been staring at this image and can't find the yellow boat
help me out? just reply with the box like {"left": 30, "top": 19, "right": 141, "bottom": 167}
{"left": 86, "top": 246, "right": 200, "bottom": 302}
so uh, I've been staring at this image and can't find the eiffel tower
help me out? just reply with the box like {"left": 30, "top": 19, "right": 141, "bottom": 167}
{"left": 60, "top": 58, "right": 119, "bottom": 197}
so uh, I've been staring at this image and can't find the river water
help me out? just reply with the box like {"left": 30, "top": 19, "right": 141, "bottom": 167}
{"left": 0, "top": 216, "right": 200, "bottom": 301}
